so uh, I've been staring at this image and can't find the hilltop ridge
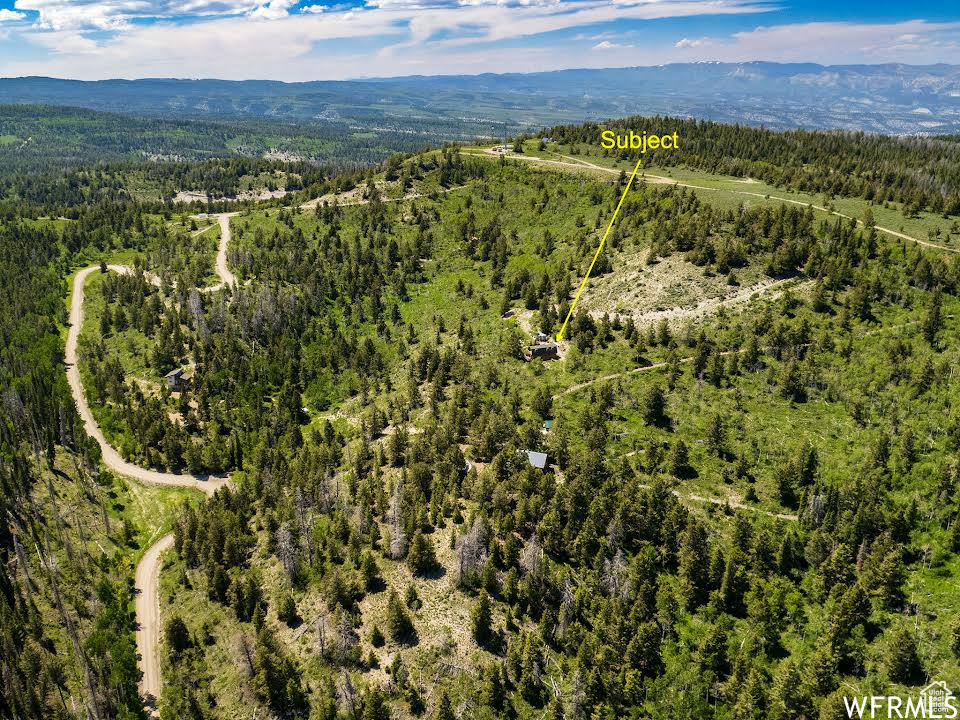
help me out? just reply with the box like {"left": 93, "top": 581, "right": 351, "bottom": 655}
{"left": 3, "top": 62, "right": 960, "bottom": 134}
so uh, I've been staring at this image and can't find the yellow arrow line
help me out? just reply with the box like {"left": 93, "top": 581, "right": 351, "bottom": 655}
{"left": 556, "top": 157, "right": 643, "bottom": 342}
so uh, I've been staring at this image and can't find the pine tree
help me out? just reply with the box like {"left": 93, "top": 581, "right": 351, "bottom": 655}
{"left": 276, "top": 591, "right": 298, "bottom": 626}
{"left": 719, "top": 554, "right": 748, "bottom": 616}
{"left": 678, "top": 519, "right": 710, "bottom": 609}
{"left": 100, "top": 305, "right": 112, "bottom": 336}
{"left": 362, "top": 689, "right": 390, "bottom": 720}
{"left": 547, "top": 697, "right": 565, "bottom": 720}
{"left": 732, "top": 666, "right": 767, "bottom": 719}
{"left": 480, "top": 663, "right": 506, "bottom": 711}
{"left": 769, "top": 658, "right": 810, "bottom": 720}
{"left": 706, "top": 413, "right": 725, "bottom": 456}
{"left": 386, "top": 589, "right": 414, "bottom": 641}
{"left": 433, "top": 690, "right": 455, "bottom": 720}
{"left": 481, "top": 555, "right": 498, "bottom": 595}
{"left": 642, "top": 385, "right": 667, "bottom": 427}
{"left": 694, "top": 622, "right": 728, "bottom": 675}
{"left": 742, "top": 333, "right": 760, "bottom": 370}
{"left": 165, "top": 616, "right": 192, "bottom": 659}
{"left": 519, "top": 635, "right": 545, "bottom": 706}
{"left": 625, "top": 620, "right": 664, "bottom": 679}
{"left": 922, "top": 290, "right": 942, "bottom": 348}
{"left": 361, "top": 551, "right": 381, "bottom": 590}
{"left": 819, "top": 690, "right": 855, "bottom": 720}
{"left": 405, "top": 584, "right": 421, "bottom": 610}
{"left": 407, "top": 531, "right": 438, "bottom": 575}
{"left": 406, "top": 684, "right": 425, "bottom": 715}
{"left": 884, "top": 626, "right": 923, "bottom": 684}
{"left": 472, "top": 589, "right": 494, "bottom": 647}
{"left": 779, "top": 359, "right": 804, "bottom": 402}
{"left": 667, "top": 439, "right": 691, "bottom": 478}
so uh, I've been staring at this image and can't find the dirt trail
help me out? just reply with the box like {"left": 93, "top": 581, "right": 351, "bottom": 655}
{"left": 66, "top": 215, "right": 238, "bottom": 708}
{"left": 211, "top": 213, "right": 238, "bottom": 290}
{"left": 619, "top": 470, "right": 798, "bottom": 520}
{"left": 673, "top": 486, "right": 797, "bottom": 521}
{"left": 468, "top": 149, "right": 957, "bottom": 255}
{"left": 553, "top": 359, "right": 674, "bottom": 398}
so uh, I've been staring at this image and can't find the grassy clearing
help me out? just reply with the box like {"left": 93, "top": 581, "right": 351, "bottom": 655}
{"left": 468, "top": 141, "right": 960, "bottom": 252}
{"left": 122, "top": 480, "right": 204, "bottom": 560}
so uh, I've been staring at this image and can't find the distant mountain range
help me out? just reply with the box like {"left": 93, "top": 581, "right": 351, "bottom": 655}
{"left": 2, "top": 63, "right": 960, "bottom": 136}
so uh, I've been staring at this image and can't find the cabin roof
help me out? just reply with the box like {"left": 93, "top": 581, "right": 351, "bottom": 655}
{"left": 526, "top": 450, "right": 548, "bottom": 469}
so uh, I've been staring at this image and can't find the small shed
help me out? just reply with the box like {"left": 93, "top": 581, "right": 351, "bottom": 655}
{"left": 543, "top": 419, "right": 553, "bottom": 432}
{"left": 528, "top": 343, "right": 559, "bottom": 360}
{"left": 526, "top": 450, "right": 548, "bottom": 470}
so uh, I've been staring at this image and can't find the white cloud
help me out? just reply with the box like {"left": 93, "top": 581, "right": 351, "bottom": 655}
{"left": 717, "top": 20, "right": 960, "bottom": 63}
{"left": 2, "top": 4, "right": 955, "bottom": 81}
{"left": 593, "top": 40, "right": 627, "bottom": 49}
{"left": 0, "top": 8, "right": 26, "bottom": 21}
{"left": 13, "top": 0, "right": 257, "bottom": 31}
{"left": 249, "top": 0, "right": 297, "bottom": 20}
{"left": 27, "top": 28, "right": 100, "bottom": 53}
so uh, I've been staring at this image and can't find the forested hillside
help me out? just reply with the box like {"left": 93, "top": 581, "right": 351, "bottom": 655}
{"left": 0, "top": 212, "right": 198, "bottom": 719}
{"left": 548, "top": 117, "right": 960, "bottom": 216}
{"left": 2, "top": 118, "right": 960, "bottom": 720}
{"left": 0, "top": 104, "right": 445, "bottom": 179}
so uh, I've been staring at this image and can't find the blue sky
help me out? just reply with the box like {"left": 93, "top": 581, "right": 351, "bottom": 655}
{"left": 0, "top": 0, "right": 958, "bottom": 80}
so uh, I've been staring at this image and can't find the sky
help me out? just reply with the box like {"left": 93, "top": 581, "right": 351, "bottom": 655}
{"left": 0, "top": 0, "right": 958, "bottom": 80}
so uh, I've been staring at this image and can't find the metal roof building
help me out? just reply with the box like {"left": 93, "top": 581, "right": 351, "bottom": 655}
{"left": 526, "top": 450, "right": 548, "bottom": 469}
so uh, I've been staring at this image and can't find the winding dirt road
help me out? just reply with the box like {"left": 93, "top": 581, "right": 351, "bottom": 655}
{"left": 66, "top": 268, "right": 229, "bottom": 492}
{"left": 65, "top": 213, "right": 236, "bottom": 706}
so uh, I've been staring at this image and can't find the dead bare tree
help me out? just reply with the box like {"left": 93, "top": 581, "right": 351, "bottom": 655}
{"left": 312, "top": 608, "right": 329, "bottom": 656}
{"left": 340, "top": 671, "right": 357, "bottom": 719}
{"left": 455, "top": 517, "right": 488, "bottom": 586}
{"left": 601, "top": 549, "right": 631, "bottom": 601}
{"left": 187, "top": 288, "right": 210, "bottom": 343}
{"left": 235, "top": 633, "right": 255, "bottom": 678}
{"left": 333, "top": 611, "right": 359, "bottom": 661}
{"left": 520, "top": 534, "right": 542, "bottom": 576}
{"left": 389, "top": 480, "right": 406, "bottom": 560}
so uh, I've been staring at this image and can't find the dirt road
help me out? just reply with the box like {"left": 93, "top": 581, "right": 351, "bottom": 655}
{"left": 135, "top": 534, "right": 175, "bottom": 703}
{"left": 65, "top": 266, "right": 229, "bottom": 493}
{"left": 66, "top": 216, "right": 239, "bottom": 708}
{"left": 212, "top": 213, "right": 237, "bottom": 290}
